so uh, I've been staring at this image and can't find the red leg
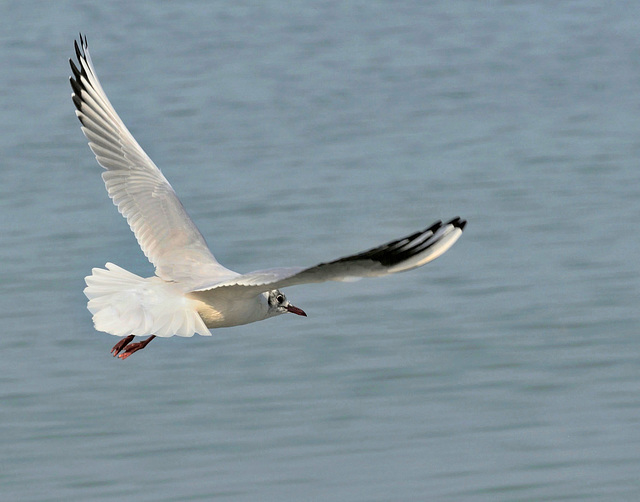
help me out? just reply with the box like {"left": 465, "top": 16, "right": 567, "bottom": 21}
{"left": 118, "top": 335, "right": 156, "bottom": 360}
{"left": 111, "top": 335, "right": 135, "bottom": 356}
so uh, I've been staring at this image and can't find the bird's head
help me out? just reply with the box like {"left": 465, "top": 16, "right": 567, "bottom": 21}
{"left": 266, "top": 289, "right": 307, "bottom": 318}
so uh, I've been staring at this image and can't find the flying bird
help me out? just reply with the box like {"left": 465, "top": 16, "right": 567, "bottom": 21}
{"left": 69, "top": 35, "right": 466, "bottom": 359}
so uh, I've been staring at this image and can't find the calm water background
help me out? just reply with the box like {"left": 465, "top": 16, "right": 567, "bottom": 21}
{"left": 1, "top": 1, "right": 640, "bottom": 500}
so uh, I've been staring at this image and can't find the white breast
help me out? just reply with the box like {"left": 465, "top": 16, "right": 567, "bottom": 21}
{"left": 188, "top": 290, "right": 270, "bottom": 329}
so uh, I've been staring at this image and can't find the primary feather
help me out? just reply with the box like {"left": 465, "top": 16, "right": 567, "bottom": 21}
{"left": 70, "top": 34, "right": 466, "bottom": 342}
{"left": 70, "top": 35, "right": 235, "bottom": 288}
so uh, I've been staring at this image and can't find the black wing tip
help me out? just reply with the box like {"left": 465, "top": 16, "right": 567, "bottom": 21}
{"left": 70, "top": 33, "right": 89, "bottom": 78}
{"left": 333, "top": 217, "right": 464, "bottom": 269}
{"left": 422, "top": 216, "right": 466, "bottom": 237}
{"left": 69, "top": 33, "right": 92, "bottom": 114}
{"left": 75, "top": 33, "right": 88, "bottom": 52}
{"left": 446, "top": 216, "right": 467, "bottom": 231}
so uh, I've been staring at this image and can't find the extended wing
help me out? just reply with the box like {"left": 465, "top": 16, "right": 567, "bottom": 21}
{"left": 70, "top": 35, "right": 236, "bottom": 286}
{"left": 192, "top": 218, "right": 466, "bottom": 298}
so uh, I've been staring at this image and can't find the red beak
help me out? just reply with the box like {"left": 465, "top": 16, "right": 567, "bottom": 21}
{"left": 286, "top": 304, "right": 307, "bottom": 317}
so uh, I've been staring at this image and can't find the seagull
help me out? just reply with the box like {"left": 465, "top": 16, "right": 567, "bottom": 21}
{"left": 69, "top": 34, "right": 466, "bottom": 360}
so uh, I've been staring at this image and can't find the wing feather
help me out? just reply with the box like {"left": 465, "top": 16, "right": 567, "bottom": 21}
{"left": 192, "top": 218, "right": 466, "bottom": 298}
{"left": 70, "top": 35, "right": 236, "bottom": 286}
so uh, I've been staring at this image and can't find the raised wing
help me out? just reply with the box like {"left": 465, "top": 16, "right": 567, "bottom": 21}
{"left": 192, "top": 218, "right": 466, "bottom": 298}
{"left": 69, "top": 35, "right": 235, "bottom": 285}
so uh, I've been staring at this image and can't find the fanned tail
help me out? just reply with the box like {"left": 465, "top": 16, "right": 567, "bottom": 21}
{"left": 84, "top": 263, "right": 211, "bottom": 338}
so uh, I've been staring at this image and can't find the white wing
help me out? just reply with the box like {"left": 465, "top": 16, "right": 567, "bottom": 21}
{"left": 192, "top": 218, "right": 466, "bottom": 298}
{"left": 69, "top": 35, "right": 236, "bottom": 286}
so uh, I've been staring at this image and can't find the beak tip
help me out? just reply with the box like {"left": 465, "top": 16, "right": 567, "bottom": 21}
{"left": 286, "top": 305, "right": 307, "bottom": 317}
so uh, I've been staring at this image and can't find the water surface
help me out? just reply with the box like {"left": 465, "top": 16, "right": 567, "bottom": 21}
{"left": 1, "top": 1, "right": 639, "bottom": 501}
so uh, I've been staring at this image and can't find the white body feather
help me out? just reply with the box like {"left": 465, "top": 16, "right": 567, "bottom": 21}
{"left": 85, "top": 263, "right": 271, "bottom": 337}
{"left": 70, "top": 36, "right": 465, "bottom": 341}
{"left": 85, "top": 263, "right": 210, "bottom": 337}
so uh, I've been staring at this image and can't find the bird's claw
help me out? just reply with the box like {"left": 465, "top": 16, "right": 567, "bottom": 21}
{"left": 111, "top": 335, "right": 135, "bottom": 356}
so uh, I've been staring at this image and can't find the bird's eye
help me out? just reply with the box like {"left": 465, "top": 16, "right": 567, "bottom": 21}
{"left": 276, "top": 294, "right": 285, "bottom": 304}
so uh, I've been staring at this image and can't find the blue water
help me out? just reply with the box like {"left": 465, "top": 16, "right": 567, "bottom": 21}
{"left": 2, "top": 1, "right": 640, "bottom": 500}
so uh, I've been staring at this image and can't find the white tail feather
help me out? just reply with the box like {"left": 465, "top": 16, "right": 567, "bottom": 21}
{"left": 84, "top": 263, "right": 211, "bottom": 338}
